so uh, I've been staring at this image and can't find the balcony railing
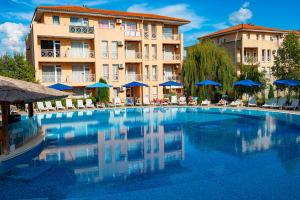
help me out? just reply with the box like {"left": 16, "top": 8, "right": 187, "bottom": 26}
{"left": 125, "top": 52, "right": 142, "bottom": 59}
{"left": 163, "top": 33, "right": 180, "bottom": 40}
{"left": 69, "top": 25, "right": 94, "bottom": 34}
{"left": 126, "top": 74, "right": 142, "bottom": 81}
{"left": 244, "top": 56, "right": 258, "bottom": 63}
{"left": 41, "top": 49, "right": 60, "bottom": 57}
{"left": 72, "top": 74, "right": 96, "bottom": 83}
{"left": 164, "top": 75, "right": 180, "bottom": 81}
{"left": 42, "top": 75, "right": 64, "bottom": 83}
{"left": 163, "top": 54, "right": 181, "bottom": 61}
{"left": 69, "top": 50, "right": 95, "bottom": 58}
{"left": 144, "top": 31, "right": 149, "bottom": 39}
{"left": 124, "top": 29, "right": 141, "bottom": 37}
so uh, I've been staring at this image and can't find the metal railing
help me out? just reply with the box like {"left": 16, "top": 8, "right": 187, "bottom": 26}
{"left": 125, "top": 52, "right": 142, "bottom": 59}
{"left": 163, "top": 33, "right": 180, "bottom": 40}
{"left": 69, "top": 50, "right": 95, "bottom": 58}
{"left": 41, "top": 49, "right": 60, "bottom": 57}
{"left": 144, "top": 31, "right": 149, "bottom": 39}
{"left": 244, "top": 56, "right": 258, "bottom": 63}
{"left": 126, "top": 74, "right": 142, "bottom": 81}
{"left": 163, "top": 54, "right": 181, "bottom": 61}
{"left": 42, "top": 75, "right": 64, "bottom": 83}
{"left": 164, "top": 75, "right": 180, "bottom": 81}
{"left": 69, "top": 25, "right": 94, "bottom": 34}
{"left": 124, "top": 29, "right": 142, "bottom": 37}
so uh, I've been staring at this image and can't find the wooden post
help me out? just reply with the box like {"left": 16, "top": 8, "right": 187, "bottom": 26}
{"left": 1, "top": 102, "right": 10, "bottom": 154}
{"left": 28, "top": 102, "right": 34, "bottom": 118}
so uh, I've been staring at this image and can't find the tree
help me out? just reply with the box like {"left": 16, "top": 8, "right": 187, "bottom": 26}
{"left": 272, "top": 33, "right": 300, "bottom": 80}
{"left": 184, "top": 40, "right": 237, "bottom": 100}
{"left": 0, "top": 54, "right": 35, "bottom": 82}
{"left": 97, "top": 78, "right": 110, "bottom": 103}
{"left": 268, "top": 85, "right": 275, "bottom": 99}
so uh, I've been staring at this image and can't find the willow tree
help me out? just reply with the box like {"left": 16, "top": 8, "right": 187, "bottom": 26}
{"left": 184, "top": 40, "right": 237, "bottom": 100}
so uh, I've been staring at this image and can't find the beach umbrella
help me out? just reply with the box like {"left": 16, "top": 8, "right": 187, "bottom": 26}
{"left": 86, "top": 82, "right": 112, "bottom": 88}
{"left": 233, "top": 79, "right": 262, "bottom": 103}
{"left": 159, "top": 81, "right": 183, "bottom": 87}
{"left": 195, "top": 79, "right": 221, "bottom": 99}
{"left": 123, "top": 81, "right": 149, "bottom": 105}
{"left": 274, "top": 79, "right": 300, "bottom": 102}
{"left": 48, "top": 83, "right": 73, "bottom": 91}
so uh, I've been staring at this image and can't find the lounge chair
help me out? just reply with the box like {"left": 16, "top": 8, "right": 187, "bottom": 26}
{"left": 229, "top": 99, "right": 243, "bottom": 107}
{"left": 66, "top": 99, "right": 75, "bottom": 109}
{"left": 86, "top": 99, "right": 95, "bottom": 108}
{"left": 125, "top": 98, "right": 134, "bottom": 106}
{"left": 283, "top": 99, "right": 299, "bottom": 110}
{"left": 114, "top": 97, "right": 122, "bottom": 107}
{"left": 37, "top": 102, "right": 48, "bottom": 112}
{"left": 217, "top": 99, "right": 227, "bottom": 106}
{"left": 135, "top": 98, "right": 142, "bottom": 106}
{"left": 188, "top": 96, "right": 198, "bottom": 106}
{"left": 161, "top": 98, "right": 169, "bottom": 106}
{"left": 97, "top": 102, "right": 106, "bottom": 108}
{"left": 77, "top": 99, "right": 85, "bottom": 109}
{"left": 262, "top": 98, "right": 276, "bottom": 108}
{"left": 179, "top": 97, "right": 187, "bottom": 106}
{"left": 10, "top": 105, "right": 19, "bottom": 114}
{"left": 143, "top": 97, "right": 150, "bottom": 106}
{"left": 55, "top": 100, "right": 65, "bottom": 110}
{"left": 45, "top": 101, "right": 55, "bottom": 111}
{"left": 152, "top": 98, "right": 160, "bottom": 106}
{"left": 248, "top": 97, "right": 257, "bottom": 107}
{"left": 170, "top": 96, "right": 178, "bottom": 105}
{"left": 201, "top": 99, "right": 210, "bottom": 106}
{"left": 271, "top": 97, "right": 286, "bottom": 109}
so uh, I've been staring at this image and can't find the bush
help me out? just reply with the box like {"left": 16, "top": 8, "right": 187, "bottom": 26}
{"left": 97, "top": 78, "right": 110, "bottom": 103}
{"left": 268, "top": 85, "right": 275, "bottom": 99}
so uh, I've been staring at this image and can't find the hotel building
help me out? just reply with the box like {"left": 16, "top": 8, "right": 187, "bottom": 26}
{"left": 25, "top": 6, "right": 189, "bottom": 101}
{"left": 198, "top": 24, "right": 298, "bottom": 84}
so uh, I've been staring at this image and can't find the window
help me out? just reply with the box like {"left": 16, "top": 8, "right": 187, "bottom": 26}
{"left": 144, "top": 65, "right": 149, "bottom": 81}
{"left": 270, "top": 36, "right": 273, "bottom": 41}
{"left": 152, "top": 86, "right": 158, "bottom": 99}
{"left": 151, "top": 24, "right": 157, "bottom": 39}
{"left": 152, "top": 65, "right": 157, "bottom": 81}
{"left": 111, "top": 41, "right": 118, "bottom": 59}
{"left": 247, "top": 33, "right": 250, "bottom": 39}
{"left": 112, "top": 64, "right": 119, "bottom": 81}
{"left": 267, "top": 49, "right": 271, "bottom": 61}
{"left": 53, "top": 16, "right": 60, "bottom": 25}
{"left": 72, "top": 64, "right": 90, "bottom": 83}
{"left": 70, "top": 17, "right": 89, "bottom": 26}
{"left": 103, "top": 64, "right": 109, "bottom": 81}
{"left": 262, "top": 49, "right": 265, "bottom": 62}
{"left": 113, "top": 88, "right": 119, "bottom": 98}
{"left": 41, "top": 40, "right": 60, "bottom": 57}
{"left": 99, "top": 19, "right": 115, "bottom": 29}
{"left": 42, "top": 65, "right": 61, "bottom": 83}
{"left": 101, "top": 41, "right": 109, "bottom": 59}
{"left": 144, "top": 44, "right": 149, "bottom": 59}
{"left": 71, "top": 41, "right": 89, "bottom": 58}
{"left": 151, "top": 44, "right": 157, "bottom": 60}
{"left": 256, "top": 34, "right": 260, "bottom": 40}
{"left": 262, "top": 34, "right": 265, "bottom": 40}
{"left": 163, "top": 27, "right": 173, "bottom": 39}
{"left": 143, "top": 23, "right": 149, "bottom": 39}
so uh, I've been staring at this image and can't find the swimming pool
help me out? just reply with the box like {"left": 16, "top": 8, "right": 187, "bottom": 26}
{"left": 1, "top": 107, "right": 300, "bottom": 199}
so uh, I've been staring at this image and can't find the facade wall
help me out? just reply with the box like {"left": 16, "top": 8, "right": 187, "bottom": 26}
{"left": 28, "top": 11, "right": 185, "bottom": 101}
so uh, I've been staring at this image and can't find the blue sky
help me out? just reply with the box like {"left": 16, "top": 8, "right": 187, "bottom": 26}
{"left": 0, "top": 0, "right": 299, "bottom": 54}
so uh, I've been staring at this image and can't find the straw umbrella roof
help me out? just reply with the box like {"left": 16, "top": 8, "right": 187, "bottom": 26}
{"left": 0, "top": 75, "right": 68, "bottom": 103}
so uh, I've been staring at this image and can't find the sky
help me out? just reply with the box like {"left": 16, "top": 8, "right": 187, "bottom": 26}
{"left": 0, "top": 0, "right": 299, "bottom": 55}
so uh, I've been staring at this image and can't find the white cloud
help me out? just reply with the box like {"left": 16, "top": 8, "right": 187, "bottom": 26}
{"left": 7, "top": 12, "right": 33, "bottom": 21}
{"left": 212, "top": 22, "right": 229, "bottom": 30}
{"left": 229, "top": 2, "right": 253, "bottom": 25}
{"left": 127, "top": 3, "right": 205, "bottom": 32}
{"left": 0, "top": 22, "right": 28, "bottom": 53}
{"left": 184, "top": 31, "right": 211, "bottom": 46}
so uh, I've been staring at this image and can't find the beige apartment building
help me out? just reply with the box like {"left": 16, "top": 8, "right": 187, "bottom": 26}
{"left": 26, "top": 6, "right": 189, "bottom": 101}
{"left": 198, "top": 24, "right": 298, "bottom": 84}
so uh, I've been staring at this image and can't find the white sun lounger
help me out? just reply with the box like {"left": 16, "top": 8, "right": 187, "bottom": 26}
{"left": 37, "top": 102, "right": 48, "bottom": 112}
{"left": 201, "top": 99, "right": 211, "bottom": 106}
{"left": 114, "top": 97, "right": 122, "bottom": 107}
{"left": 262, "top": 98, "right": 276, "bottom": 108}
{"left": 170, "top": 96, "right": 178, "bottom": 105}
{"left": 55, "top": 101, "right": 65, "bottom": 110}
{"left": 77, "top": 99, "right": 85, "bottom": 109}
{"left": 179, "top": 97, "right": 187, "bottom": 106}
{"left": 248, "top": 97, "right": 257, "bottom": 107}
{"left": 283, "top": 99, "right": 299, "bottom": 110}
{"left": 66, "top": 99, "right": 75, "bottom": 109}
{"left": 271, "top": 97, "right": 286, "bottom": 109}
{"left": 86, "top": 99, "right": 95, "bottom": 108}
{"left": 229, "top": 99, "right": 243, "bottom": 107}
{"left": 45, "top": 101, "right": 55, "bottom": 111}
{"left": 143, "top": 97, "right": 150, "bottom": 105}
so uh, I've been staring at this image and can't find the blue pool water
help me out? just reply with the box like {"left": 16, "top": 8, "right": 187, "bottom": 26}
{"left": 1, "top": 107, "right": 300, "bottom": 199}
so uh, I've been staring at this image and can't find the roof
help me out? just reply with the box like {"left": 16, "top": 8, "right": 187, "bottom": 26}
{"left": 0, "top": 75, "right": 68, "bottom": 103}
{"left": 35, "top": 6, "right": 190, "bottom": 24}
{"left": 199, "top": 24, "right": 285, "bottom": 39}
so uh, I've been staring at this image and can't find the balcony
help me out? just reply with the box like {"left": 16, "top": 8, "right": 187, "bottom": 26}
{"left": 41, "top": 74, "right": 96, "bottom": 85}
{"left": 125, "top": 52, "right": 142, "bottom": 60}
{"left": 69, "top": 25, "right": 94, "bottom": 34}
{"left": 163, "top": 33, "right": 180, "bottom": 41}
{"left": 126, "top": 74, "right": 142, "bottom": 82}
{"left": 244, "top": 56, "right": 258, "bottom": 64}
{"left": 39, "top": 49, "right": 95, "bottom": 62}
{"left": 69, "top": 50, "right": 95, "bottom": 58}
{"left": 124, "top": 29, "right": 142, "bottom": 37}
{"left": 41, "top": 49, "right": 60, "bottom": 57}
{"left": 163, "top": 54, "right": 181, "bottom": 62}
{"left": 72, "top": 74, "right": 96, "bottom": 83}
{"left": 164, "top": 75, "right": 180, "bottom": 81}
